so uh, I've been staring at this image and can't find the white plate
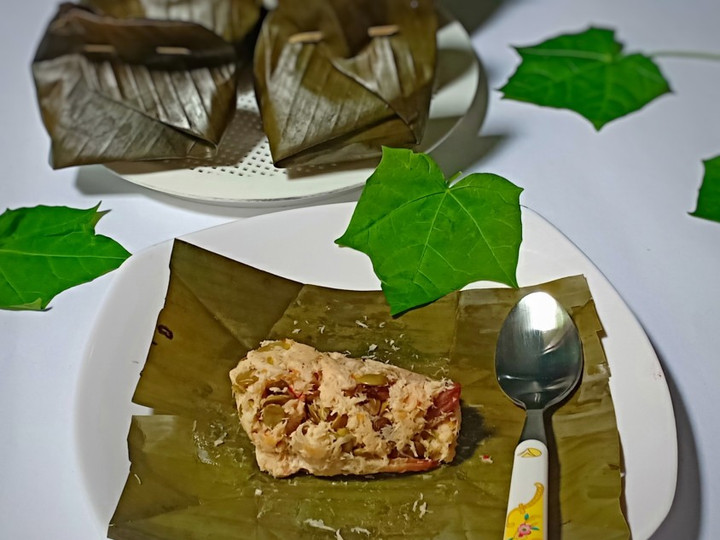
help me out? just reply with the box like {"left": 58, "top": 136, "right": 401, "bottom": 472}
{"left": 75, "top": 203, "right": 677, "bottom": 539}
{"left": 105, "top": 16, "right": 483, "bottom": 207}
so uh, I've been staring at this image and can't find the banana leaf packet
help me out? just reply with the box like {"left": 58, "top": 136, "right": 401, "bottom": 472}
{"left": 108, "top": 240, "right": 629, "bottom": 539}
{"left": 32, "top": 4, "right": 250, "bottom": 169}
{"left": 253, "top": 0, "right": 437, "bottom": 168}
{"left": 80, "top": 0, "right": 264, "bottom": 57}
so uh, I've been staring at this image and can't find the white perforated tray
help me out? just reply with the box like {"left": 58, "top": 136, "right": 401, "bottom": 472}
{"left": 106, "top": 15, "right": 484, "bottom": 206}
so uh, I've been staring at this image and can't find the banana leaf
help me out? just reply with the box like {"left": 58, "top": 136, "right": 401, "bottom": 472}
{"left": 80, "top": 0, "right": 263, "bottom": 53}
{"left": 253, "top": 0, "right": 437, "bottom": 168}
{"left": 32, "top": 4, "right": 239, "bottom": 169}
{"left": 110, "top": 240, "right": 629, "bottom": 539}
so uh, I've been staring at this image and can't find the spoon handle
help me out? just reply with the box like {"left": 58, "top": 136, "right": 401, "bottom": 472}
{"left": 502, "top": 439, "right": 548, "bottom": 540}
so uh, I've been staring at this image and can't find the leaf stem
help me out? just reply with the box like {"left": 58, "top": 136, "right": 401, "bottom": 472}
{"left": 447, "top": 171, "right": 464, "bottom": 185}
{"left": 652, "top": 50, "right": 720, "bottom": 62}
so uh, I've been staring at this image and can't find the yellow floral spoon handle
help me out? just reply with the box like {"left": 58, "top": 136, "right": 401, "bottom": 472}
{"left": 503, "top": 439, "right": 547, "bottom": 540}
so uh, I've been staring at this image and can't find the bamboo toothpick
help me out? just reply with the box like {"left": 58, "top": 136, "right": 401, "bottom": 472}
{"left": 83, "top": 44, "right": 115, "bottom": 53}
{"left": 287, "top": 24, "right": 399, "bottom": 45}
{"left": 368, "top": 24, "right": 399, "bottom": 38}
{"left": 155, "top": 46, "right": 191, "bottom": 55}
{"left": 288, "top": 31, "right": 324, "bottom": 44}
{"left": 82, "top": 44, "right": 192, "bottom": 56}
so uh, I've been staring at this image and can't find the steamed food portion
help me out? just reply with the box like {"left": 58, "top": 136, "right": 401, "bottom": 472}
{"left": 110, "top": 242, "right": 628, "bottom": 538}
{"left": 32, "top": 3, "right": 242, "bottom": 169}
{"left": 254, "top": 0, "right": 438, "bottom": 168}
{"left": 230, "top": 339, "right": 461, "bottom": 477}
{"left": 33, "top": 0, "right": 439, "bottom": 171}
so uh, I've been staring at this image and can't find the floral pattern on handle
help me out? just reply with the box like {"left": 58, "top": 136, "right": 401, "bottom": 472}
{"left": 504, "top": 482, "right": 544, "bottom": 539}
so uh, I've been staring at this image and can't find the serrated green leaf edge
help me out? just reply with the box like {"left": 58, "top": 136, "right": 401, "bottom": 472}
{"left": 690, "top": 155, "right": 720, "bottom": 223}
{"left": 499, "top": 26, "right": 671, "bottom": 130}
{"left": 0, "top": 204, "right": 131, "bottom": 311}
{"left": 336, "top": 147, "right": 523, "bottom": 315}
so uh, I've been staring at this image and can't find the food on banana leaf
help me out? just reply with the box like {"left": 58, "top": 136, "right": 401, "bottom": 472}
{"left": 230, "top": 339, "right": 461, "bottom": 477}
{"left": 109, "top": 240, "right": 629, "bottom": 539}
{"left": 32, "top": 4, "right": 239, "bottom": 169}
{"left": 253, "top": 0, "right": 437, "bottom": 168}
{"left": 80, "top": 0, "right": 263, "bottom": 53}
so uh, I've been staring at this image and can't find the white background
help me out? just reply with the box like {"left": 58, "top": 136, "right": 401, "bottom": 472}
{"left": 1, "top": 0, "right": 718, "bottom": 538}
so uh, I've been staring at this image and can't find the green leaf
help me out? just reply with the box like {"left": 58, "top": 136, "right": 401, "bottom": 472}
{"left": 690, "top": 155, "right": 720, "bottom": 223}
{"left": 0, "top": 205, "right": 130, "bottom": 310}
{"left": 335, "top": 147, "right": 523, "bottom": 315}
{"left": 499, "top": 27, "right": 671, "bottom": 130}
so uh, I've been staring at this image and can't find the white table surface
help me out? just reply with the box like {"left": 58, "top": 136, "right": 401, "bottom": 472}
{"left": 1, "top": 0, "right": 717, "bottom": 538}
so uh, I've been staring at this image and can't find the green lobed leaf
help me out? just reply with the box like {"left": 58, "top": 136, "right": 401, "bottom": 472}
{"left": 0, "top": 205, "right": 130, "bottom": 310}
{"left": 690, "top": 155, "right": 720, "bottom": 223}
{"left": 335, "top": 147, "right": 523, "bottom": 315}
{"left": 499, "top": 27, "right": 671, "bottom": 130}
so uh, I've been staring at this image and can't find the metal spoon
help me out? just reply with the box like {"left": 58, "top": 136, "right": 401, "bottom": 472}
{"left": 494, "top": 291, "right": 583, "bottom": 540}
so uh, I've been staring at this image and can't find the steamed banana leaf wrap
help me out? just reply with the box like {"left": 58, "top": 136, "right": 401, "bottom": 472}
{"left": 80, "top": 0, "right": 263, "bottom": 54}
{"left": 253, "top": 0, "right": 437, "bottom": 168}
{"left": 32, "top": 4, "right": 240, "bottom": 169}
{"left": 109, "top": 240, "right": 629, "bottom": 539}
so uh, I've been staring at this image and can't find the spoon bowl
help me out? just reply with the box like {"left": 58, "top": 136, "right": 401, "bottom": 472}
{"left": 494, "top": 291, "right": 583, "bottom": 539}
{"left": 496, "top": 291, "right": 583, "bottom": 411}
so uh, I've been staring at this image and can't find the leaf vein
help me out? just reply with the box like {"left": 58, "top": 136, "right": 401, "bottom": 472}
{"left": 447, "top": 191, "right": 513, "bottom": 283}
{"left": 520, "top": 48, "right": 614, "bottom": 62}
{"left": 0, "top": 248, "right": 126, "bottom": 260}
{"left": 0, "top": 262, "right": 24, "bottom": 301}
{"left": 412, "top": 194, "right": 447, "bottom": 284}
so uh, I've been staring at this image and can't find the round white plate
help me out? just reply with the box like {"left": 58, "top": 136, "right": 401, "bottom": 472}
{"left": 75, "top": 203, "right": 677, "bottom": 539}
{"left": 105, "top": 16, "right": 483, "bottom": 206}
